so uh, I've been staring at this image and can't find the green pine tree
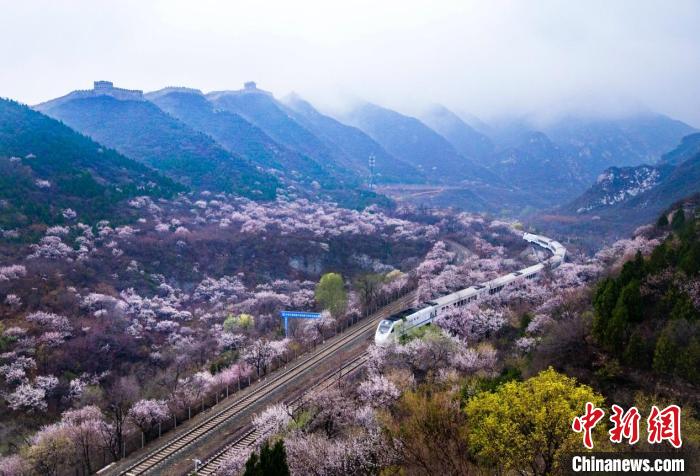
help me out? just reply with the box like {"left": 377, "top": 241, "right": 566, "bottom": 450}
{"left": 653, "top": 324, "right": 678, "bottom": 374}
{"left": 623, "top": 331, "right": 652, "bottom": 369}
{"left": 678, "top": 337, "right": 700, "bottom": 383}
{"left": 671, "top": 208, "right": 686, "bottom": 231}
{"left": 243, "top": 440, "right": 290, "bottom": 476}
{"left": 592, "top": 278, "right": 619, "bottom": 341}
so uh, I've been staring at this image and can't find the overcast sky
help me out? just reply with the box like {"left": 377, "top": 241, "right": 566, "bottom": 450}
{"left": 1, "top": 0, "right": 699, "bottom": 126}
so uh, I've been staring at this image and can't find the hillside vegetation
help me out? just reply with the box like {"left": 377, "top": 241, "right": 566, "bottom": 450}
{"left": 0, "top": 98, "right": 181, "bottom": 233}
{"left": 593, "top": 208, "right": 700, "bottom": 383}
{"left": 37, "top": 96, "right": 279, "bottom": 200}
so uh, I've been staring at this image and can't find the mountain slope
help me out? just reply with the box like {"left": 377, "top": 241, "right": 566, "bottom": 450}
{"left": 339, "top": 102, "right": 495, "bottom": 183}
{"left": 659, "top": 132, "right": 700, "bottom": 166}
{"left": 0, "top": 98, "right": 181, "bottom": 230}
{"left": 281, "top": 93, "right": 424, "bottom": 184}
{"left": 626, "top": 152, "right": 700, "bottom": 214}
{"left": 206, "top": 84, "right": 360, "bottom": 187}
{"left": 36, "top": 87, "right": 279, "bottom": 199}
{"left": 147, "top": 86, "right": 390, "bottom": 208}
{"left": 485, "top": 132, "right": 587, "bottom": 206}
{"left": 563, "top": 132, "right": 700, "bottom": 216}
{"left": 419, "top": 105, "right": 494, "bottom": 161}
{"left": 536, "top": 135, "right": 700, "bottom": 244}
{"left": 564, "top": 164, "right": 674, "bottom": 214}
{"left": 542, "top": 114, "right": 697, "bottom": 177}
{"left": 146, "top": 88, "right": 335, "bottom": 185}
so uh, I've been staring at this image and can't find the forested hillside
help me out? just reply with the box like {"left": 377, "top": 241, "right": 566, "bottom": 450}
{"left": 593, "top": 208, "right": 700, "bottom": 383}
{"left": 0, "top": 98, "right": 181, "bottom": 234}
{"left": 37, "top": 95, "right": 279, "bottom": 200}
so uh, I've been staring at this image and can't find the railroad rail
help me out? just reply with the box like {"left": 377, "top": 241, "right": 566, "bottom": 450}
{"left": 119, "top": 292, "right": 416, "bottom": 475}
{"left": 194, "top": 353, "right": 370, "bottom": 475}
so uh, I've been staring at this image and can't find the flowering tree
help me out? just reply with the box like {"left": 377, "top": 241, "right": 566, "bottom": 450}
{"left": 0, "top": 454, "right": 25, "bottom": 475}
{"left": 25, "top": 311, "right": 72, "bottom": 336}
{"left": 595, "top": 235, "right": 660, "bottom": 267}
{"left": 0, "top": 264, "right": 26, "bottom": 282}
{"left": 62, "top": 405, "right": 112, "bottom": 474}
{"left": 303, "top": 387, "right": 356, "bottom": 439}
{"left": 300, "top": 311, "right": 336, "bottom": 345}
{"left": 129, "top": 399, "right": 170, "bottom": 446}
{"left": 526, "top": 314, "right": 554, "bottom": 335}
{"left": 211, "top": 363, "right": 253, "bottom": 399}
{"left": 0, "top": 356, "right": 36, "bottom": 385}
{"left": 4, "top": 293, "right": 22, "bottom": 308}
{"left": 435, "top": 305, "right": 506, "bottom": 344}
{"left": 449, "top": 341, "right": 498, "bottom": 375}
{"left": 170, "top": 371, "right": 214, "bottom": 418}
{"left": 252, "top": 403, "right": 292, "bottom": 442}
{"left": 415, "top": 241, "right": 454, "bottom": 302}
{"left": 215, "top": 449, "right": 251, "bottom": 476}
{"left": 243, "top": 339, "right": 287, "bottom": 376}
{"left": 464, "top": 369, "right": 605, "bottom": 475}
{"left": 285, "top": 428, "right": 387, "bottom": 476}
{"left": 28, "top": 236, "right": 74, "bottom": 260}
{"left": 24, "top": 422, "right": 74, "bottom": 475}
{"left": 21, "top": 405, "right": 112, "bottom": 475}
{"left": 5, "top": 382, "right": 48, "bottom": 412}
{"left": 217, "top": 332, "right": 246, "bottom": 352}
{"left": 128, "top": 399, "right": 170, "bottom": 434}
{"left": 357, "top": 374, "right": 400, "bottom": 408}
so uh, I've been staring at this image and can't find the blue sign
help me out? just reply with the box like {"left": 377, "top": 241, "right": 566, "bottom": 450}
{"left": 280, "top": 311, "right": 321, "bottom": 336}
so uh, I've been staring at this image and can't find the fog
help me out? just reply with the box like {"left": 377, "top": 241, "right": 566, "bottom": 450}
{"left": 1, "top": 0, "right": 699, "bottom": 126}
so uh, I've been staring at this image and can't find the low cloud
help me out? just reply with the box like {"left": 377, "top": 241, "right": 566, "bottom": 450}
{"left": 1, "top": 0, "right": 699, "bottom": 126}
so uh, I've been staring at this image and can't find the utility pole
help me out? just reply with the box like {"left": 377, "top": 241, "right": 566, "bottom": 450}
{"left": 368, "top": 154, "right": 376, "bottom": 189}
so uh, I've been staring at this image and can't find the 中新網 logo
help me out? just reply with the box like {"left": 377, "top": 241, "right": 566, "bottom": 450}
{"left": 572, "top": 403, "right": 682, "bottom": 449}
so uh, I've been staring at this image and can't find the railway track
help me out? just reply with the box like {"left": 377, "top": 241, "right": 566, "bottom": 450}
{"left": 194, "top": 353, "right": 370, "bottom": 476}
{"left": 119, "top": 292, "right": 416, "bottom": 476}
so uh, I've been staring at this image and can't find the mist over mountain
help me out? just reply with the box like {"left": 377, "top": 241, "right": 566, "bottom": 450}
{"left": 206, "top": 83, "right": 359, "bottom": 186}
{"left": 338, "top": 101, "right": 497, "bottom": 184}
{"left": 147, "top": 87, "right": 285, "bottom": 170}
{"left": 485, "top": 132, "right": 587, "bottom": 205}
{"left": 435, "top": 112, "right": 697, "bottom": 212}
{"left": 282, "top": 93, "right": 424, "bottom": 184}
{"left": 36, "top": 84, "right": 280, "bottom": 200}
{"left": 26, "top": 79, "right": 699, "bottom": 219}
{"left": 538, "top": 132, "right": 700, "bottom": 245}
{"left": 659, "top": 132, "right": 700, "bottom": 166}
{"left": 146, "top": 87, "right": 334, "bottom": 184}
{"left": 418, "top": 105, "right": 494, "bottom": 161}
{"left": 541, "top": 113, "right": 696, "bottom": 177}
{"left": 564, "top": 164, "right": 674, "bottom": 216}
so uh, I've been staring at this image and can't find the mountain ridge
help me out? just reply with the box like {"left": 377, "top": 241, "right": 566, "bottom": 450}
{"left": 36, "top": 84, "right": 280, "bottom": 200}
{"left": 0, "top": 97, "right": 181, "bottom": 231}
{"left": 281, "top": 93, "right": 425, "bottom": 184}
{"left": 337, "top": 101, "right": 497, "bottom": 184}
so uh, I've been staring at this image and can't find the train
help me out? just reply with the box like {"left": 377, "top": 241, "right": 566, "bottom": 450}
{"left": 374, "top": 232, "right": 566, "bottom": 345}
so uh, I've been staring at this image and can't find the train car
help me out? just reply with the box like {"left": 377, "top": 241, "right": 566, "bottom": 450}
{"left": 523, "top": 232, "right": 566, "bottom": 266}
{"left": 374, "top": 232, "right": 566, "bottom": 345}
